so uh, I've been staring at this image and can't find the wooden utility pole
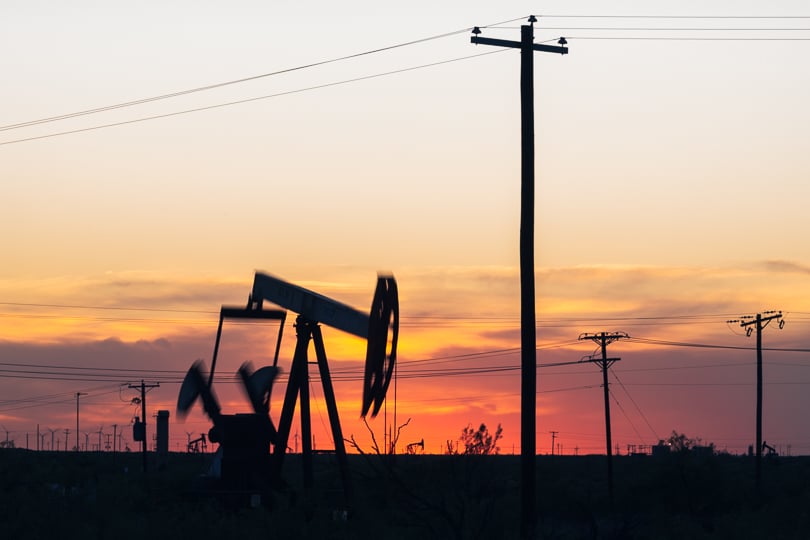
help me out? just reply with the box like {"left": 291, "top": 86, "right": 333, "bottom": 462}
{"left": 578, "top": 331, "right": 629, "bottom": 504}
{"left": 728, "top": 311, "right": 784, "bottom": 492}
{"left": 128, "top": 380, "right": 160, "bottom": 472}
{"left": 471, "top": 17, "right": 568, "bottom": 540}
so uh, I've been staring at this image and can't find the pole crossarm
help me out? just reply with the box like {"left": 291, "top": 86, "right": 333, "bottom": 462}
{"left": 470, "top": 35, "right": 568, "bottom": 54}
{"left": 579, "top": 331, "right": 630, "bottom": 346}
{"left": 581, "top": 355, "right": 622, "bottom": 369}
{"left": 735, "top": 311, "right": 784, "bottom": 331}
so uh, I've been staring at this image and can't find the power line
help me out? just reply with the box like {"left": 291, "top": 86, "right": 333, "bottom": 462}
{"left": 608, "top": 388, "right": 646, "bottom": 445}
{"left": 611, "top": 370, "right": 659, "bottom": 441}
{"left": 536, "top": 15, "right": 810, "bottom": 19}
{"left": 0, "top": 27, "right": 472, "bottom": 133}
{"left": 535, "top": 26, "right": 810, "bottom": 30}
{"left": 0, "top": 384, "right": 119, "bottom": 406}
{"left": 23, "top": 18, "right": 807, "bottom": 147}
{"left": 1, "top": 300, "right": 789, "bottom": 326}
{"left": 0, "top": 301, "right": 217, "bottom": 314}
{"left": 0, "top": 336, "right": 806, "bottom": 384}
{"left": 565, "top": 36, "right": 810, "bottom": 41}
{"left": 0, "top": 50, "right": 507, "bottom": 147}
{"left": 0, "top": 308, "right": 784, "bottom": 328}
{"left": 627, "top": 336, "right": 810, "bottom": 353}
{"left": 0, "top": 15, "right": 529, "bottom": 134}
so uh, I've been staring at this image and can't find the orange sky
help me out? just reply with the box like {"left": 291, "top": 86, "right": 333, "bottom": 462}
{"left": 1, "top": 263, "right": 809, "bottom": 456}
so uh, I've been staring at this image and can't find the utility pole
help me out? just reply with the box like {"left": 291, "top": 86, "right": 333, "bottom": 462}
{"left": 128, "top": 380, "right": 160, "bottom": 472}
{"left": 471, "top": 17, "right": 568, "bottom": 540}
{"left": 76, "top": 392, "right": 87, "bottom": 452}
{"left": 550, "top": 431, "right": 558, "bottom": 455}
{"left": 579, "top": 331, "right": 629, "bottom": 505}
{"left": 64, "top": 429, "right": 70, "bottom": 451}
{"left": 728, "top": 311, "right": 784, "bottom": 493}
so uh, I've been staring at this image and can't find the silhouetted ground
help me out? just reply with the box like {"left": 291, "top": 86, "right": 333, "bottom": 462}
{"left": 1, "top": 448, "right": 808, "bottom": 539}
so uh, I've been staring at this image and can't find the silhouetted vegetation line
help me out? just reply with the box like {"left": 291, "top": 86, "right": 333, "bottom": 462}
{"left": 2, "top": 448, "right": 810, "bottom": 539}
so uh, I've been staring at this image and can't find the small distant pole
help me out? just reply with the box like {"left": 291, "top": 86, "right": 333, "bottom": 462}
{"left": 728, "top": 311, "right": 784, "bottom": 493}
{"left": 76, "top": 392, "right": 87, "bottom": 452}
{"left": 550, "top": 431, "right": 558, "bottom": 455}
{"left": 579, "top": 331, "right": 629, "bottom": 505}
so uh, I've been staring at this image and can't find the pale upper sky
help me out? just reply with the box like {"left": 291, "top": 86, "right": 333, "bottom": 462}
{"left": 1, "top": 1, "right": 809, "bottom": 455}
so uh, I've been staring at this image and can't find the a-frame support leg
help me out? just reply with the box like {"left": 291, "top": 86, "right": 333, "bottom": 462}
{"left": 270, "top": 316, "right": 311, "bottom": 483}
{"left": 312, "top": 324, "right": 354, "bottom": 509}
{"left": 269, "top": 316, "right": 353, "bottom": 510}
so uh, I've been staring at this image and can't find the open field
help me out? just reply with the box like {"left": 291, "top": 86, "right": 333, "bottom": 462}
{"left": 2, "top": 448, "right": 809, "bottom": 539}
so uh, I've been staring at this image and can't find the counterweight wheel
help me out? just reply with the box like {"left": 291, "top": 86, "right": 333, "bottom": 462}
{"left": 361, "top": 276, "right": 399, "bottom": 418}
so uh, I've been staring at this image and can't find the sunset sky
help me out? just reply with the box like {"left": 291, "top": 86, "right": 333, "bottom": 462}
{"left": 2, "top": 1, "right": 809, "bottom": 459}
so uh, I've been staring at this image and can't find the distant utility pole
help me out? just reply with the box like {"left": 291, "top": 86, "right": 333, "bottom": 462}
{"left": 550, "top": 431, "right": 558, "bottom": 455}
{"left": 579, "top": 331, "right": 629, "bottom": 505}
{"left": 128, "top": 380, "right": 160, "bottom": 472}
{"left": 76, "top": 392, "right": 87, "bottom": 452}
{"left": 64, "top": 429, "right": 70, "bottom": 451}
{"left": 471, "top": 16, "right": 568, "bottom": 540}
{"left": 728, "top": 311, "right": 784, "bottom": 492}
